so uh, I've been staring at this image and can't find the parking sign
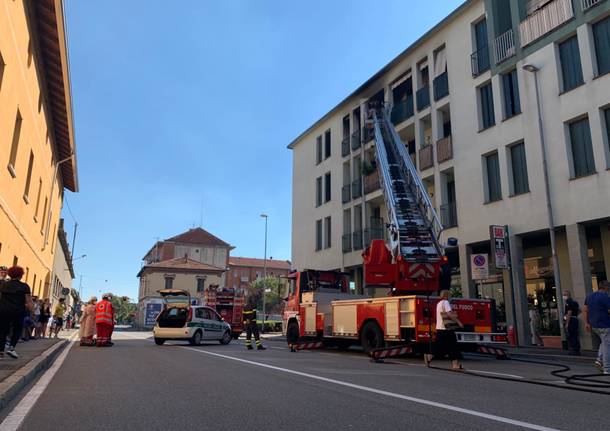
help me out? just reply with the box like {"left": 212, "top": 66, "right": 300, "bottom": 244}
{"left": 471, "top": 254, "right": 489, "bottom": 280}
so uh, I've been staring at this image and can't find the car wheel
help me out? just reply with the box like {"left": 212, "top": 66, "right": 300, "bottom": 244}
{"left": 220, "top": 330, "right": 232, "bottom": 345}
{"left": 286, "top": 320, "right": 299, "bottom": 346}
{"left": 154, "top": 338, "right": 165, "bottom": 346}
{"left": 360, "top": 321, "right": 385, "bottom": 354}
{"left": 190, "top": 330, "right": 202, "bottom": 346}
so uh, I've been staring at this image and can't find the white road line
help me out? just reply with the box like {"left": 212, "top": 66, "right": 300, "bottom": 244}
{"left": 0, "top": 334, "right": 77, "bottom": 431}
{"left": 182, "top": 347, "right": 560, "bottom": 431}
{"left": 468, "top": 369, "right": 525, "bottom": 379}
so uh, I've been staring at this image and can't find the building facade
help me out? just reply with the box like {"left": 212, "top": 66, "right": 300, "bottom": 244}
{"left": 0, "top": 0, "right": 78, "bottom": 298}
{"left": 227, "top": 257, "right": 292, "bottom": 292}
{"left": 50, "top": 218, "right": 74, "bottom": 305}
{"left": 290, "top": 0, "right": 610, "bottom": 348}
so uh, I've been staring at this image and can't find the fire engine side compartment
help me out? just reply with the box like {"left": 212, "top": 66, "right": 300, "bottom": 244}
{"left": 331, "top": 297, "right": 405, "bottom": 339}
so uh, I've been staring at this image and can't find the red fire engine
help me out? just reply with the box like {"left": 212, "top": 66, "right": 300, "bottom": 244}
{"left": 204, "top": 287, "right": 244, "bottom": 339}
{"left": 283, "top": 104, "right": 507, "bottom": 353}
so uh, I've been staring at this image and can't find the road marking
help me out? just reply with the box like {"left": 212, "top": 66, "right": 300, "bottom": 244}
{"left": 467, "top": 369, "right": 524, "bottom": 379}
{"left": 0, "top": 334, "right": 77, "bottom": 431}
{"left": 182, "top": 347, "right": 559, "bottom": 431}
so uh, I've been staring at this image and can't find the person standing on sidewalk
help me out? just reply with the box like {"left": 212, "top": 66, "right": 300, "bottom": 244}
{"left": 242, "top": 297, "right": 265, "bottom": 351}
{"left": 52, "top": 298, "right": 67, "bottom": 338}
{"left": 95, "top": 294, "right": 114, "bottom": 347}
{"left": 563, "top": 290, "right": 581, "bottom": 355}
{"left": 39, "top": 299, "right": 51, "bottom": 338}
{"left": 0, "top": 266, "right": 8, "bottom": 284}
{"left": 79, "top": 297, "right": 97, "bottom": 346}
{"left": 0, "top": 266, "right": 34, "bottom": 359}
{"left": 584, "top": 281, "right": 610, "bottom": 374}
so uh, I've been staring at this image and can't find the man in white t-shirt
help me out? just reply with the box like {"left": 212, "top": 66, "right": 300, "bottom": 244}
{"left": 424, "top": 290, "right": 463, "bottom": 370}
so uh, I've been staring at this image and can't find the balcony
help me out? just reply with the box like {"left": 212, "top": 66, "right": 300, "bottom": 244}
{"left": 362, "top": 126, "right": 375, "bottom": 144}
{"left": 351, "top": 130, "right": 361, "bottom": 150}
{"left": 419, "top": 144, "right": 434, "bottom": 170}
{"left": 390, "top": 95, "right": 414, "bottom": 124}
{"left": 433, "top": 72, "right": 449, "bottom": 101}
{"left": 352, "top": 230, "right": 363, "bottom": 251}
{"left": 342, "top": 233, "right": 352, "bottom": 253}
{"left": 352, "top": 178, "right": 362, "bottom": 199}
{"left": 440, "top": 202, "right": 458, "bottom": 228}
{"left": 519, "top": 0, "right": 574, "bottom": 47}
{"left": 342, "top": 136, "right": 350, "bottom": 157}
{"left": 342, "top": 184, "right": 351, "bottom": 204}
{"left": 470, "top": 46, "right": 491, "bottom": 77}
{"left": 363, "top": 172, "right": 380, "bottom": 194}
{"left": 416, "top": 85, "right": 430, "bottom": 111}
{"left": 582, "top": 0, "right": 604, "bottom": 10}
{"left": 436, "top": 136, "right": 453, "bottom": 164}
{"left": 493, "top": 29, "right": 516, "bottom": 64}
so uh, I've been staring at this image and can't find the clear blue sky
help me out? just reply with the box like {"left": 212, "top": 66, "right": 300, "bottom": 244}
{"left": 63, "top": 0, "right": 463, "bottom": 301}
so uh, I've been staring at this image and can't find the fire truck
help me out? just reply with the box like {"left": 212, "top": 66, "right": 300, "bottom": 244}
{"left": 283, "top": 104, "right": 507, "bottom": 353}
{"left": 204, "top": 287, "right": 244, "bottom": 339}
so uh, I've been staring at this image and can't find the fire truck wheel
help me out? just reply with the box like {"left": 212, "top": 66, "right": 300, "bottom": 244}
{"left": 360, "top": 321, "right": 385, "bottom": 353}
{"left": 286, "top": 320, "right": 299, "bottom": 345}
{"left": 189, "top": 330, "right": 203, "bottom": 346}
{"left": 220, "top": 330, "right": 232, "bottom": 345}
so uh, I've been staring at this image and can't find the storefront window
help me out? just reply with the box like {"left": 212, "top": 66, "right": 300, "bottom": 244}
{"left": 525, "top": 257, "right": 559, "bottom": 336}
{"left": 476, "top": 275, "right": 506, "bottom": 332}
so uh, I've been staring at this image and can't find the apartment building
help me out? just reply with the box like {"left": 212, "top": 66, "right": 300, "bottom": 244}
{"left": 227, "top": 256, "right": 292, "bottom": 292}
{"left": 0, "top": 0, "right": 78, "bottom": 298}
{"left": 290, "top": 0, "right": 610, "bottom": 347}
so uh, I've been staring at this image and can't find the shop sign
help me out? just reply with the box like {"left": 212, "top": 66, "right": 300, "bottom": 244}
{"left": 471, "top": 254, "right": 489, "bottom": 280}
{"left": 490, "top": 225, "right": 509, "bottom": 269}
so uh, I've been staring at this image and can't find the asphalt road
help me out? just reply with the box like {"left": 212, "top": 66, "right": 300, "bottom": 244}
{"left": 3, "top": 332, "right": 609, "bottom": 431}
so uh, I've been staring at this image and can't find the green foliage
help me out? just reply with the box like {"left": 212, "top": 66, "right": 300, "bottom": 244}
{"left": 248, "top": 276, "right": 287, "bottom": 314}
{"left": 110, "top": 294, "right": 137, "bottom": 325}
{"left": 449, "top": 285, "right": 463, "bottom": 298}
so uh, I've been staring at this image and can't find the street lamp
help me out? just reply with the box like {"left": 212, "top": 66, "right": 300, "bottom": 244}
{"left": 522, "top": 63, "right": 566, "bottom": 345}
{"left": 260, "top": 213, "right": 268, "bottom": 333}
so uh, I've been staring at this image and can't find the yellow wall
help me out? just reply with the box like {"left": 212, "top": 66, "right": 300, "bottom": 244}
{"left": 0, "top": 1, "right": 65, "bottom": 298}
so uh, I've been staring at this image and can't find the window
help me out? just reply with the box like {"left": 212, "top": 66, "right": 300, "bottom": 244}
{"left": 502, "top": 69, "right": 521, "bottom": 119}
{"left": 605, "top": 107, "right": 610, "bottom": 153}
{"left": 479, "top": 82, "right": 495, "bottom": 129}
{"left": 558, "top": 36, "right": 583, "bottom": 92}
{"left": 568, "top": 117, "right": 596, "bottom": 178}
{"left": 315, "top": 176, "right": 322, "bottom": 207}
{"left": 484, "top": 152, "right": 502, "bottom": 202}
{"left": 164, "top": 276, "right": 174, "bottom": 289}
{"left": 8, "top": 110, "right": 22, "bottom": 176}
{"left": 324, "top": 172, "right": 331, "bottom": 203}
{"left": 195, "top": 308, "right": 205, "bottom": 319}
{"left": 316, "top": 136, "right": 322, "bottom": 164}
{"left": 593, "top": 16, "right": 610, "bottom": 76}
{"left": 509, "top": 143, "right": 529, "bottom": 195}
{"left": 0, "top": 50, "right": 5, "bottom": 92}
{"left": 473, "top": 18, "right": 490, "bottom": 75}
{"left": 196, "top": 277, "right": 206, "bottom": 292}
{"left": 23, "top": 152, "right": 34, "bottom": 202}
{"left": 40, "top": 197, "right": 48, "bottom": 235}
{"left": 324, "top": 129, "right": 331, "bottom": 159}
{"left": 324, "top": 216, "right": 331, "bottom": 249}
{"left": 315, "top": 219, "right": 323, "bottom": 251}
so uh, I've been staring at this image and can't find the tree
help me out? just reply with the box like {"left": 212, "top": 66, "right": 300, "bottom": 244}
{"left": 110, "top": 294, "right": 137, "bottom": 325}
{"left": 247, "top": 276, "right": 287, "bottom": 314}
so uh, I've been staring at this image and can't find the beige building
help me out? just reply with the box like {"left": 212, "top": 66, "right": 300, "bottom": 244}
{"left": 290, "top": 0, "right": 610, "bottom": 348}
{"left": 50, "top": 218, "right": 74, "bottom": 310}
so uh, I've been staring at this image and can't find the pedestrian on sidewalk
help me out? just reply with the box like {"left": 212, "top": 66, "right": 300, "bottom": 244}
{"left": 584, "top": 281, "right": 610, "bottom": 374}
{"left": 243, "top": 296, "right": 265, "bottom": 351}
{"left": 39, "top": 299, "right": 51, "bottom": 338}
{"left": 0, "top": 266, "right": 34, "bottom": 359}
{"left": 80, "top": 297, "right": 97, "bottom": 346}
{"left": 424, "top": 290, "right": 463, "bottom": 370}
{"left": 52, "top": 298, "right": 67, "bottom": 338}
{"left": 563, "top": 290, "right": 581, "bottom": 355}
{"left": 95, "top": 294, "right": 114, "bottom": 347}
{"left": 32, "top": 297, "right": 41, "bottom": 339}
{"left": 0, "top": 266, "right": 8, "bottom": 284}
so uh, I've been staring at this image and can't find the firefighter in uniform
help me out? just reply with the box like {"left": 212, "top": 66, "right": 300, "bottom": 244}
{"left": 95, "top": 294, "right": 115, "bottom": 347}
{"left": 243, "top": 298, "right": 265, "bottom": 350}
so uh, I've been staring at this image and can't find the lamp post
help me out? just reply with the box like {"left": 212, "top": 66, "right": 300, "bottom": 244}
{"left": 261, "top": 213, "right": 268, "bottom": 333}
{"left": 522, "top": 64, "right": 566, "bottom": 345}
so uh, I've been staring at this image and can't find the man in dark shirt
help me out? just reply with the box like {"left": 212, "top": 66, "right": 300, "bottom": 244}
{"left": 0, "top": 266, "right": 34, "bottom": 359}
{"left": 584, "top": 281, "right": 610, "bottom": 374}
{"left": 563, "top": 290, "right": 580, "bottom": 355}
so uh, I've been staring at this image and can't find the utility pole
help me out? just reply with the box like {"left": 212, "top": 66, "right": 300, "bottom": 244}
{"left": 261, "top": 214, "right": 268, "bottom": 333}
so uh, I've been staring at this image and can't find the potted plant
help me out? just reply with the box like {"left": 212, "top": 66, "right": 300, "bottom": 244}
{"left": 362, "top": 160, "right": 377, "bottom": 176}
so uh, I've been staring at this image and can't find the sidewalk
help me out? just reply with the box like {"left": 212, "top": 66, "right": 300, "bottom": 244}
{"left": 505, "top": 345, "right": 598, "bottom": 362}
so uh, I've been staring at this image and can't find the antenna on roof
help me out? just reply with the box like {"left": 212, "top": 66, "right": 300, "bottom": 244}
{"left": 199, "top": 194, "right": 204, "bottom": 227}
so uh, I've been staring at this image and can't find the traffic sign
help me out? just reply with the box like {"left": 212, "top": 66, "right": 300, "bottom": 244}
{"left": 490, "top": 225, "right": 509, "bottom": 269}
{"left": 471, "top": 253, "right": 489, "bottom": 280}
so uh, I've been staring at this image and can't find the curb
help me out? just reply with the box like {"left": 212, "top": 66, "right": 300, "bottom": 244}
{"left": 0, "top": 339, "right": 68, "bottom": 410}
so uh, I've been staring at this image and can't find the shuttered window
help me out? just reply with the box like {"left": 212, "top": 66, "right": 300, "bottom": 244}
{"left": 316, "top": 136, "right": 322, "bottom": 165}
{"left": 324, "top": 130, "right": 331, "bottom": 159}
{"left": 479, "top": 83, "right": 495, "bottom": 129}
{"left": 324, "top": 216, "right": 332, "bottom": 249}
{"left": 324, "top": 172, "right": 331, "bottom": 203}
{"left": 558, "top": 36, "right": 583, "bottom": 92}
{"left": 568, "top": 118, "right": 596, "bottom": 178}
{"left": 485, "top": 152, "right": 502, "bottom": 202}
{"left": 315, "top": 219, "right": 323, "bottom": 251}
{"left": 605, "top": 108, "right": 610, "bottom": 152}
{"left": 510, "top": 143, "right": 529, "bottom": 195}
{"left": 502, "top": 69, "right": 521, "bottom": 119}
{"left": 593, "top": 16, "right": 610, "bottom": 76}
{"left": 315, "top": 176, "right": 322, "bottom": 207}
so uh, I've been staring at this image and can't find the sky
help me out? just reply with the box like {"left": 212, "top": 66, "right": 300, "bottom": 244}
{"left": 62, "top": 0, "right": 464, "bottom": 301}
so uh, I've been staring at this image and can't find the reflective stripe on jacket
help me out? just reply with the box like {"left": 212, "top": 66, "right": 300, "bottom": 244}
{"left": 95, "top": 300, "right": 114, "bottom": 325}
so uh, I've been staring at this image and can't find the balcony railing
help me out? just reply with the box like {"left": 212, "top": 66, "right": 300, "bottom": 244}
{"left": 342, "top": 136, "right": 350, "bottom": 157}
{"left": 364, "top": 218, "right": 385, "bottom": 247}
{"left": 342, "top": 184, "right": 351, "bottom": 204}
{"left": 352, "top": 178, "right": 362, "bottom": 199}
{"left": 390, "top": 95, "right": 414, "bottom": 124}
{"left": 436, "top": 136, "right": 453, "bottom": 164}
{"left": 470, "top": 46, "right": 491, "bottom": 77}
{"left": 352, "top": 230, "right": 363, "bottom": 251}
{"left": 351, "top": 130, "right": 361, "bottom": 150}
{"left": 493, "top": 29, "right": 516, "bottom": 64}
{"left": 416, "top": 85, "right": 430, "bottom": 111}
{"left": 433, "top": 72, "right": 449, "bottom": 101}
{"left": 342, "top": 233, "right": 352, "bottom": 253}
{"left": 519, "top": 0, "right": 574, "bottom": 47}
{"left": 363, "top": 126, "right": 375, "bottom": 143}
{"left": 419, "top": 144, "right": 434, "bottom": 170}
{"left": 582, "top": 0, "right": 604, "bottom": 10}
{"left": 440, "top": 202, "right": 458, "bottom": 228}
{"left": 363, "top": 172, "right": 380, "bottom": 194}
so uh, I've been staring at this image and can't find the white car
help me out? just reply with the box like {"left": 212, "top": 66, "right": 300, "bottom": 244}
{"left": 153, "top": 289, "right": 232, "bottom": 346}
